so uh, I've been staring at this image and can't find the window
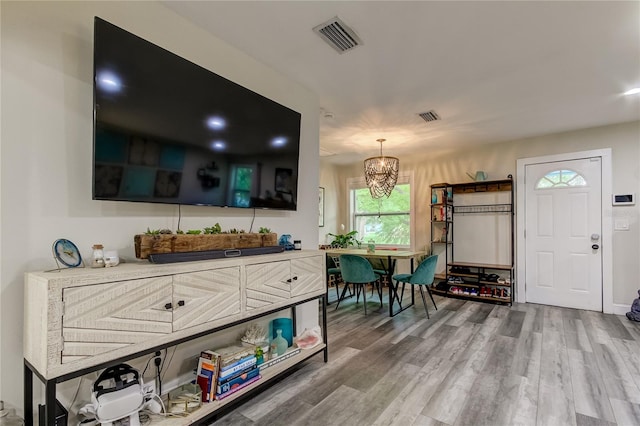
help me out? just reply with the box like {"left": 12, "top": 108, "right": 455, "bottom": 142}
{"left": 535, "top": 169, "right": 586, "bottom": 189}
{"left": 230, "top": 166, "right": 253, "bottom": 207}
{"left": 348, "top": 176, "right": 412, "bottom": 248}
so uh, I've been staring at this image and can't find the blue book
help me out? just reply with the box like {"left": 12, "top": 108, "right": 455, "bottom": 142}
{"left": 218, "top": 357, "right": 257, "bottom": 380}
{"left": 216, "top": 367, "right": 260, "bottom": 394}
{"left": 218, "top": 364, "right": 257, "bottom": 384}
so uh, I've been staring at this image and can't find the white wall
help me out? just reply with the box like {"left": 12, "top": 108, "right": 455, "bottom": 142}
{"left": 318, "top": 159, "right": 341, "bottom": 244}
{"left": 0, "top": 1, "right": 320, "bottom": 413}
{"left": 323, "top": 121, "right": 640, "bottom": 307}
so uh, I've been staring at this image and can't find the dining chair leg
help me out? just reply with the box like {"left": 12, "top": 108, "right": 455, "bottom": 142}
{"left": 399, "top": 282, "right": 406, "bottom": 303}
{"left": 334, "top": 276, "right": 341, "bottom": 301}
{"left": 418, "top": 285, "right": 430, "bottom": 318}
{"left": 378, "top": 280, "right": 383, "bottom": 306}
{"left": 426, "top": 285, "right": 438, "bottom": 311}
{"left": 362, "top": 283, "right": 368, "bottom": 315}
{"left": 334, "top": 282, "right": 352, "bottom": 311}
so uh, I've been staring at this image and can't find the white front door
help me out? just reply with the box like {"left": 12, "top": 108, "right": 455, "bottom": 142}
{"left": 525, "top": 157, "right": 602, "bottom": 311}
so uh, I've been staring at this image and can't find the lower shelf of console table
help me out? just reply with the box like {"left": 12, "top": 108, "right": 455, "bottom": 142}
{"left": 23, "top": 250, "right": 328, "bottom": 426}
{"left": 150, "top": 344, "right": 326, "bottom": 425}
{"left": 24, "top": 295, "right": 328, "bottom": 426}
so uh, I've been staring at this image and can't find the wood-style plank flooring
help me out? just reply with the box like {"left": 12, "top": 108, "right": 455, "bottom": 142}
{"left": 212, "top": 286, "right": 640, "bottom": 426}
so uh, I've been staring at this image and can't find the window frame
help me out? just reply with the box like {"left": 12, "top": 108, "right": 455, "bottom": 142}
{"left": 346, "top": 172, "right": 415, "bottom": 250}
{"left": 535, "top": 168, "right": 587, "bottom": 189}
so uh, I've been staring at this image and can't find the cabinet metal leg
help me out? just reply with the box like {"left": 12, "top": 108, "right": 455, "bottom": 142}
{"left": 24, "top": 362, "right": 33, "bottom": 426}
{"left": 45, "top": 380, "right": 56, "bottom": 426}
{"left": 322, "top": 295, "right": 328, "bottom": 362}
{"left": 291, "top": 305, "right": 297, "bottom": 339}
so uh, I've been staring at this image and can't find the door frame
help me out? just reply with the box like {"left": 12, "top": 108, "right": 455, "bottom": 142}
{"left": 516, "top": 148, "right": 613, "bottom": 313}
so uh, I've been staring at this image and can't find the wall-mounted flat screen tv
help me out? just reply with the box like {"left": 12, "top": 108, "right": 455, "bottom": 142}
{"left": 93, "top": 17, "right": 301, "bottom": 210}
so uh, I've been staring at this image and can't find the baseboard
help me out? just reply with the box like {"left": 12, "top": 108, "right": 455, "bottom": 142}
{"left": 613, "top": 303, "right": 630, "bottom": 316}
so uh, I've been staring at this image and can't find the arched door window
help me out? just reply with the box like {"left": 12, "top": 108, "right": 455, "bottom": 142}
{"left": 535, "top": 169, "right": 586, "bottom": 189}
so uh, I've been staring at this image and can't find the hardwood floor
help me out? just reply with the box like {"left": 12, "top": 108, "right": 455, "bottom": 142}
{"left": 212, "top": 287, "right": 640, "bottom": 426}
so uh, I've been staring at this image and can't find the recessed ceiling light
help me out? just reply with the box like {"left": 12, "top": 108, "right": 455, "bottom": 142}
{"left": 210, "top": 140, "right": 226, "bottom": 151}
{"left": 206, "top": 116, "right": 226, "bottom": 130}
{"left": 623, "top": 88, "right": 640, "bottom": 96}
{"left": 271, "top": 137, "right": 287, "bottom": 148}
{"left": 96, "top": 70, "right": 122, "bottom": 93}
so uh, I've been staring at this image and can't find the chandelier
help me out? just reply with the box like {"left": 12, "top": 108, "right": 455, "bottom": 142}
{"left": 364, "top": 138, "right": 399, "bottom": 199}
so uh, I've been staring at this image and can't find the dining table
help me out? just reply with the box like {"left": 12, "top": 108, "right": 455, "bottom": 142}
{"left": 323, "top": 248, "right": 425, "bottom": 317}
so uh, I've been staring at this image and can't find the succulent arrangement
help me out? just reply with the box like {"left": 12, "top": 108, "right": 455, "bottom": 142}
{"left": 143, "top": 223, "right": 272, "bottom": 236}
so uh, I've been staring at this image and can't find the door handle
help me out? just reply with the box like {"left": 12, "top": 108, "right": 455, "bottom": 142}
{"left": 164, "top": 303, "right": 173, "bottom": 310}
{"left": 592, "top": 244, "right": 600, "bottom": 250}
{"left": 177, "top": 300, "right": 185, "bottom": 307}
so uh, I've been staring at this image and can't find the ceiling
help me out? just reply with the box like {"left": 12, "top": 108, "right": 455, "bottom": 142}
{"left": 163, "top": 1, "right": 640, "bottom": 164}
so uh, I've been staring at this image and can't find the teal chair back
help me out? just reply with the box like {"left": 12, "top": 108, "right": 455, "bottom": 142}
{"left": 407, "top": 255, "right": 438, "bottom": 285}
{"left": 339, "top": 254, "right": 379, "bottom": 283}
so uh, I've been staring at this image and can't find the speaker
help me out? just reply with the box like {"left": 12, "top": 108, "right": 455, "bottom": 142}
{"left": 148, "top": 246, "right": 285, "bottom": 264}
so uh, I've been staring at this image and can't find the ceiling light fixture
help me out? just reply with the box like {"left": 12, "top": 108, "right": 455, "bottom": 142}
{"left": 623, "top": 87, "right": 640, "bottom": 96}
{"left": 364, "top": 138, "right": 399, "bottom": 199}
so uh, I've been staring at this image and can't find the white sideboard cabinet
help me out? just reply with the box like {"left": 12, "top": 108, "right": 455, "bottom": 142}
{"left": 24, "top": 250, "right": 328, "bottom": 425}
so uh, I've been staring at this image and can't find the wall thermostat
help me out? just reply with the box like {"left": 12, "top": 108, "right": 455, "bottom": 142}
{"left": 612, "top": 193, "right": 635, "bottom": 206}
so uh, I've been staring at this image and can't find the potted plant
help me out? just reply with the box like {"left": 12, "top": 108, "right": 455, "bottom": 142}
{"left": 327, "top": 230, "right": 361, "bottom": 248}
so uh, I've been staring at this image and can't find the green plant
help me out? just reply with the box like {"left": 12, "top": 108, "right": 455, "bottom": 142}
{"left": 203, "top": 223, "right": 222, "bottom": 234}
{"left": 186, "top": 229, "right": 201, "bottom": 235}
{"left": 176, "top": 229, "right": 184, "bottom": 234}
{"left": 328, "top": 230, "right": 360, "bottom": 248}
{"left": 227, "top": 228, "right": 246, "bottom": 234}
{"left": 145, "top": 228, "right": 161, "bottom": 236}
{"left": 259, "top": 227, "right": 271, "bottom": 234}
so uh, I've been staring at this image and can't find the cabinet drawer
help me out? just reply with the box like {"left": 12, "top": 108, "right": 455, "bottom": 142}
{"left": 172, "top": 267, "right": 241, "bottom": 331}
{"left": 62, "top": 276, "right": 173, "bottom": 363}
{"left": 290, "top": 257, "right": 324, "bottom": 297}
{"left": 245, "top": 261, "right": 291, "bottom": 310}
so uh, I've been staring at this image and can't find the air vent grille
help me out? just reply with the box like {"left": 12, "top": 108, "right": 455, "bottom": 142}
{"left": 313, "top": 17, "right": 362, "bottom": 54}
{"left": 418, "top": 110, "right": 440, "bottom": 123}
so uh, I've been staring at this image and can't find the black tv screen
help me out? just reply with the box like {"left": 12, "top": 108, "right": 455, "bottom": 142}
{"left": 93, "top": 17, "right": 301, "bottom": 210}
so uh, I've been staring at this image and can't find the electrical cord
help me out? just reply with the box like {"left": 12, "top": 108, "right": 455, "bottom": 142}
{"left": 154, "top": 356, "right": 162, "bottom": 395}
{"left": 161, "top": 346, "right": 178, "bottom": 381}
{"left": 142, "top": 354, "right": 156, "bottom": 377}
{"left": 249, "top": 208, "right": 256, "bottom": 233}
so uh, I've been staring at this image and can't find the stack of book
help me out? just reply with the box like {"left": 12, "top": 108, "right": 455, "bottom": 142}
{"left": 196, "top": 343, "right": 261, "bottom": 402}
{"left": 196, "top": 350, "right": 219, "bottom": 402}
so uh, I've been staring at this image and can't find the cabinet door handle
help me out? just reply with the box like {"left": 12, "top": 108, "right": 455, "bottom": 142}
{"left": 164, "top": 303, "right": 173, "bottom": 310}
{"left": 292, "top": 276, "right": 298, "bottom": 281}
{"left": 177, "top": 300, "right": 185, "bottom": 307}
{"left": 286, "top": 278, "right": 292, "bottom": 283}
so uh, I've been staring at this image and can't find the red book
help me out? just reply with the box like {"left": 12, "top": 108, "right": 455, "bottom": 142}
{"left": 196, "top": 374, "right": 211, "bottom": 402}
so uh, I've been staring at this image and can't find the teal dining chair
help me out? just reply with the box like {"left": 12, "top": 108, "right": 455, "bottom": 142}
{"left": 327, "top": 255, "right": 344, "bottom": 301}
{"left": 336, "top": 254, "right": 383, "bottom": 315}
{"left": 392, "top": 255, "right": 438, "bottom": 318}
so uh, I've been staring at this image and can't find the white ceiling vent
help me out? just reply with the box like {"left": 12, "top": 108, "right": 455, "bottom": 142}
{"left": 313, "top": 17, "right": 362, "bottom": 54}
{"left": 418, "top": 110, "right": 440, "bottom": 123}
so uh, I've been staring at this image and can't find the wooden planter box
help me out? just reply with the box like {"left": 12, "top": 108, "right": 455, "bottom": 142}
{"left": 134, "top": 233, "right": 278, "bottom": 259}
